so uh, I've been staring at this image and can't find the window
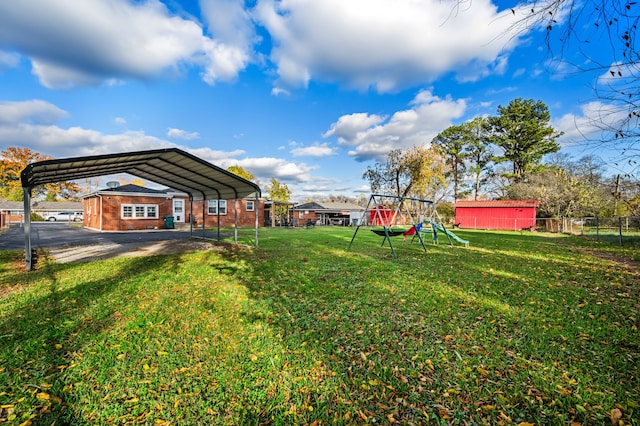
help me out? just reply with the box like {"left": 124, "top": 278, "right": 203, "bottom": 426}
{"left": 246, "top": 200, "right": 254, "bottom": 211}
{"left": 121, "top": 204, "right": 158, "bottom": 219}
{"left": 299, "top": 211, "right": 304, "bottom": 219}
{"left": 208, "top": 200, "right": 227, "bottom": 215}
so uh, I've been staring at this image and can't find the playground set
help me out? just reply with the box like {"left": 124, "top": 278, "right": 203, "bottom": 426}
{"left": 348, "top": 194, "right": 469, "bottom": 258}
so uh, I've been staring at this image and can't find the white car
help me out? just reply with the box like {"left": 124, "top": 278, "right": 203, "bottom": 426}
{"left": 46, "top": 211, "right": 83, "bottom": 222}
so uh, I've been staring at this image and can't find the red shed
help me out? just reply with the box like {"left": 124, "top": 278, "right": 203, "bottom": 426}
{"left": 369, "top": 205, "right": 394, "bottom": 226}
{"left": 455, "top": 199, "right": 539, "bottom": 231}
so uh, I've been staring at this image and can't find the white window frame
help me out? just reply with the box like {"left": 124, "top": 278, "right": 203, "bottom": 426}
{"left": 208, "top": 199, "right": 227, "bottom": 215}
{"left": 121, "top": 204, "right": 159, "bottom": 219}
{"left": 246, "top": 200, "right": 255, "bottom": 212}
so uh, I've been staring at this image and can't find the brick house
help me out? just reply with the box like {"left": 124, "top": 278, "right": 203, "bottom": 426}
{"left": 0, "top": 199, "right": 83, "bottom": 223}
{"left": 82, "top": 183, "right": 263, "bottom": 231}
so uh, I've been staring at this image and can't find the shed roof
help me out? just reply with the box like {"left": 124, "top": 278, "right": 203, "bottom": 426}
{"left": 21, "top": 148, "right": 260, "bottom": 201}
{"left": 455, "top": 199, "right": 539, "bottom": 208}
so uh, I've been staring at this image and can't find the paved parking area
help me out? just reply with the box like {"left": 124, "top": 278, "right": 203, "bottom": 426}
{"left": 0, "top": 223, "right": 228, "bottom": 263}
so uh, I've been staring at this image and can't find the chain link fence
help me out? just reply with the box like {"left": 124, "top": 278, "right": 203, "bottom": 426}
{"left": 440, "top": 215, "right": 640, "bottom": 247}
{"left": 536, "top": 217, "right": 640, "bottom": 247}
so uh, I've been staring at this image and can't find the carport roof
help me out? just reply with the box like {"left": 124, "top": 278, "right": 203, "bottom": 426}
{"left": 20, "top": 148, "right": 260, "bottom": 200}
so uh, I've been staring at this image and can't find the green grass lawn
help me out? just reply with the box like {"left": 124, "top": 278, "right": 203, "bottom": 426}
{"left": 1, "top": 227, "right": 638, "bottom": 425}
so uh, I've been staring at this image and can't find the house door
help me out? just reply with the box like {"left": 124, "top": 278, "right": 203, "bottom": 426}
{"left": 173, "top": 199, "right": 184, "bottom": 222}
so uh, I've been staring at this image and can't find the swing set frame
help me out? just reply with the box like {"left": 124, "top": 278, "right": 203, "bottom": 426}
{"left": 348, "top": 193, "right": 448, "bottom": 258}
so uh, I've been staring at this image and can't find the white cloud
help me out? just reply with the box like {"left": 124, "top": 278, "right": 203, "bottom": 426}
{"left": 220, "top": 157, "right": 316, "bottom": 183}
{"left": 0, "top": 100, "right": 68, "bottom": 125}
{"left": 0, "top": 0, "right": 252, "bottom": 89}
{"left": 200, "top": 38, "right": 252, "bottom": 84}
{"left": 324, "top": 90, "right": 467, "bottom": 161}
{"left": 323, "top": 113, "right": 386, "bottom": 147}
{"left": 271, "top": 86, "right": 291, "bottom": 97}
{"left": 553, "top": 101, "right": 628, "bottom": 146}
{"left": 114, "top": 117, "right": 127, "bottom": 125}
{"left": 167, "top": 127, "right": 200, "bottom": 140}
{"left": 0, "top": 100, "right": 242, "bottom": 162}
{"left": 0, "top": 98, "right": 319, "bottom": 189}
{"left": 0, "top": 50, "right": 20, "bottom": 71}
{"left": 0, "top": 0, "right": 533, "bottom": 93}
{"left": 0, "top": 118, "right": 250, "bottom": 162}
{"left": 290, "top": 142, "right": 336, "bottom": 157}
{"left": 254, "top": 0, "right": 523, "bottom": 92}
{"left": 183, "top": 146, "right": 246, "bottom": 163}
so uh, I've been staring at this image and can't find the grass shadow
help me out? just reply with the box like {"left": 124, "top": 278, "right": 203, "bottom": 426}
{"left": 0, "top": 252, "right": 188, "bottom": 424}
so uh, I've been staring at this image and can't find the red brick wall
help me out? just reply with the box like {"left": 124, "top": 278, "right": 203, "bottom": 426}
{"left": 84, "top": 195, "right": 173, "bottom": 231}
{"left": 84, "top": 195, "right": 263, "bottom": 230}
{"left": 188, "top": 198, "right": 263, "bottom": 228}
{"left": 295, "top": 210, "right": 318, "bottom": 225}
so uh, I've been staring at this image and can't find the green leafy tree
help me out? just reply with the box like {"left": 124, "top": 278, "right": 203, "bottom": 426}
{"left": 464, "top": 117, "right": 493, "bottom": 200}
{"left": 508, "top": 155, "right": 615, "bottom": 217}
{"left": 487, "top": 98, "right": 562, "bottom": 182}
{"left": 227, "top": 165, "right": 255, "bottom": 182}
{"left": 609, "top": 174, "right": 640, "bottom": 216}
{"left": 432, "top": 124, "right": 469, "bottom": 201}
{"left": 266, "top": 178, "right": 292, "bottom": 224}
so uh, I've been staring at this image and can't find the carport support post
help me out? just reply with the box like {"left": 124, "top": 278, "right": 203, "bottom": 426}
{"left": 23, "top": 187, "right": 33, "bottom": 271}
{"left": 189, "top": 196, "right": 193, "bottom": 235}
{"left": 201, "top": 199, "right": 205, "bottom": 239}
{"left": 254, "top": 194, "right": 259, "bottom": 247}
{"left": 234, "top": 199, "right": 238, "bottom": 244}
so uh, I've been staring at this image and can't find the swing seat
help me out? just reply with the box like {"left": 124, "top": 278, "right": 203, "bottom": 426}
{"left": 371, "top": 228, "right": 406, "bottom": 237}
{"left": 402, "top": 222, "right": 422, "bottom": 236}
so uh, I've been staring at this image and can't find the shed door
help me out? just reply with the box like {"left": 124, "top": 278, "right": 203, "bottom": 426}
{"left": 173, "top": 199, "right": 184, "bottom": 222}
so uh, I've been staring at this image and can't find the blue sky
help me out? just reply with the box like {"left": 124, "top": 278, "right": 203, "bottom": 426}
{"left": 0, "top": 0, "right": 627, "bottom": 201}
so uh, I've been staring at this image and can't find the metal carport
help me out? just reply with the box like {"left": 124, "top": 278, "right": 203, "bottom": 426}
{"left": 20, "top": 148, "right": 261, "bottom": 270}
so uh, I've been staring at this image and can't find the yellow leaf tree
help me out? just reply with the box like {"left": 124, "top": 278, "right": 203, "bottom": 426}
{"left": 362, "top": 145, "right": 447, "bottom": 201}
{"left": 0, "top": 147, "right": 81, "bottom": 201}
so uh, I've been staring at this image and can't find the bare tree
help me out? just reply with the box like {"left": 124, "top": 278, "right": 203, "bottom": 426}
{"left": 506, "top": 0, "right": 640, "bottom": 172}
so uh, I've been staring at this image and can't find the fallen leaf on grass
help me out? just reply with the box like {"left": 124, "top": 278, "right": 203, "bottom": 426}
{"left": 477, "top": 366, "right": 489, "bottom": 376}
{"left": 36, "top": 392, "right": 50, "bottom": 400}
{"left": 610, "top": 408, "right": 623, "bottom": 423}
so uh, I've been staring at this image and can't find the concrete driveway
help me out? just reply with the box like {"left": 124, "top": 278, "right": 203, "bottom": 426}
{"left": 0, "top": 223, "right": 229, "bottom": 263}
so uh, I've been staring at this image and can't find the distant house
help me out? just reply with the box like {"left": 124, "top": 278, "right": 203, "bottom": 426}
{"left": 455, "top": 199, "right": 539, "bottom": 231}
{"left": 82, "top": 184, "right": 264, "bottom": 231}
{"left": 0, "top": 199, "right": 83, "bottom": 223}
{"left": 294, "top": 201, "right": 365, "bottom": 226}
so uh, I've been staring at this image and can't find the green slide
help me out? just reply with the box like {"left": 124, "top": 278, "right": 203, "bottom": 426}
{"left": 424, "top": 220, "right": 469, "bottom": 247}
